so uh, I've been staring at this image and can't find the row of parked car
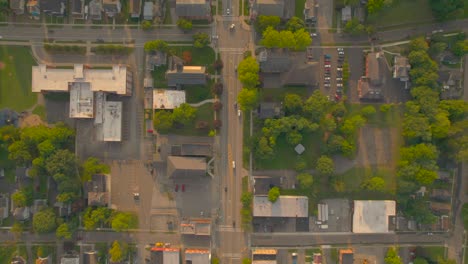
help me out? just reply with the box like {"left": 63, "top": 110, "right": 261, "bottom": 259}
{"left": 335, "top": 48, "right": 345, "bottom": 101}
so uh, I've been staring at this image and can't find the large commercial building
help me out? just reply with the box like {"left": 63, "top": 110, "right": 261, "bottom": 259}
{"left": 352, "top": 200, "right": 396, "bottom": 233}
{"left": 253, "top": 195, "right": 308, "bottom": 218}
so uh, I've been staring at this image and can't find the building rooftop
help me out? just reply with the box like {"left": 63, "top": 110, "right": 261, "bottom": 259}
{"left": 71, "top": 0, "right": 83, "bottom": 15}
{"left": 129, "top": 0, "right": 141, "bottom": 16}
{"left": 393, "top": 56, "right": 410, "bottom": 81}
{"left": 366, "top": 52, "right": 383, "bottom": 86}
{"left": 341, "top": 5, "right": 351, "bottom": 21}
{"left": 258, "top": 102, "right": 282, "bottom": 119}
{"left": 166, "top": 65, "right": 207, "bottom": 87}
{"left": 167, "top": 156, "right": 207, "bottom": 178}
{"left": 143, "top": 1, "right": 153, "bottom": 18}
{"left": 83, "top": 251, "right": 98, "bottom": 264}
{"left": 69, "top": 82, "right": 94, "bottom": 118}
{"left": 153, "top": 89, "right": 186, "bottom": 109}
{"left": 185, "top": 249, "right": 210, "bottom": 264}
{"left": 352, "top": 200, "right": 396, "bottom": 233}
{"left": 180, "top": 218, "right": 211, "bottom": 235}
{"left": 179, "top": 143, "right": 212, "bottom": 157}
{"left": 89, "top": 0, "right": 102, "bottom": 20}
{"left": 60, "top": 255, "right": 79, "bottom": 264}
{"left": 253, "top": 195, "right": 308, "bottom": 217}
{"left": 150, "top": 248, "right": 180, "bottom": 264}
{"left": 258, "top": 49, "right": 292, "bottom": 73}
{"left": 255, "top": 0, "right": 284, "bottom": 17}
{"left": 252, "top": 249, "right": 277, "bottom": 264}
{"left": 32, "top": 64, "right": 131, "bottom": 95}
{"left": 102, "top": 101, "right": 122, "bottom": 142}
{"left": 175, "top": 0, "right": 210, "bottom": 17}
{"left": 86, "top": 174, "right": 108, "bottom": 206}
{"left": 40, "top": 0, "right": 66, "bottom": 15}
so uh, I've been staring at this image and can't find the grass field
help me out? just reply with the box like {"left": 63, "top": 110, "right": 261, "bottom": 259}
{"left": 0, "top": 46, "right": 38, "bottom": 111}
{"left": 337, "top": 167, "right": 396, "bottom": 194}
{"left": 169, "top": 46, "right": 216, "bottom": 73}
{"left": 367, "top": 0, "right": 434, "bottom": 28}
{"left": 415, "top": 246, "right": 446, "bottom": 262}
{"left": 346, "top": 103, "right": 403, "bottom": 128}
{"left": 185, "top": 82, "right": 214, "bottom": 103}
{"left": 295, "top": 0, "right": 307, "bottom": 18}
{"left": 152, "top": 66, "right": 168, "bottom": 88}
{"left": 167, "top": 103, "right": 214, "bottom": 136}
{"left": 260, "top": 86, "right": 309, "bottom": 102}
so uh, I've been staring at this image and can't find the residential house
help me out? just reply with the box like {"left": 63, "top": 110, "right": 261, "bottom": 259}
{"left": 441, "top": 54, "right": 459, "bottom": 65}
{"left": 10, "top": 0, "right": 25, "bottom": 15}
{"left": 148, "top": 51, "right": 167, "bottom": 69}
{"left": 83, "top": 251, "right": 98, "bottom": 264}
{"left": 0, "top": 194, "right": 9, "bottom": 221}
{"left": 258, "top": 102, "right": 282, "bottom": 119}
{"left": 341, "top": 5, "right": 351, "bottom": 23}
{"left": 26, "top": 0, "right": 40, "bottom": 19}
{"left": 393, "top": 56, "right": 410, "bottom": 82}
{"left": 185, "top": 249, "right": 211, "bottom": 264}
{"left": 13, "top": 207, "right": 30, "bottom": 221}
{"left": 11, "top": 256, "right": 27, "bottom": 264}
{"left": 54, "top": 201, "right": 72, "bottom": 217}
{"left": 166, "top": 156, "right": 207, "bottom": 178}
{"left": 60, "top": 254, "right": 80, "bottom": 264}
{"left": 175, "top": 0, "right": 211, "bottom": 20}
{"left": 439, "top": 71, "right": 462, "bottom": 99}
{"left": 150, "top": 247, "right": 180, "bottom": 264}
{"left": 129, "top": 0, "right": 141, "bottom": 18}
{"left": 89, "top": 0, "right": 102, "bottom": 20}
{"left": 313, "top": 253, "right": 322, "bottom": 264}
{"left": 254, "top": 0, "right": 285, "bottom": 18}
{"left": 358, "top": 52, "right": 384, "bottom": 101}
{"left": 71, "top": 0, "right": 84, "bottom": 18}
{"left": 143, "top": 1, "right": 153, "bottom": 20}
{"left": 0, "top": 109, "right": 19, "bottom": 127}
{"left": 430, "top": 202, "right": 451, "bottom": 215}
{"left": 102, "top": 0, "right": 120, "bottom": 17}
{"left": 36, "top": 256, "right": 52, "bottom": 264}
{"left": 431, "top": 189, "right": 451, "bottom": 202}
{"left": 85, "top": 174, "right": 109, "bottom": 207}
{"left": 166, "top": 59, "right": 206, "bottom": 87}
{"left": 303, "top": 0, "right": 316, "bottom": 24}
{"left": 41, "top": 0, "right": 66, "bottom": 16}
{"left": 339, "top": 249, "right": 353, "bottom": 264}
{"left": 252, "top": 249, "right": 277, "bottom": 264}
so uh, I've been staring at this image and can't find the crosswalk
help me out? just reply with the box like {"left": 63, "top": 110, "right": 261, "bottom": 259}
{"left": 219, "top": 47, "right": 245, "bottom": 52}
{"left": 218, "top": 225, "right": 242, "bottom": 232}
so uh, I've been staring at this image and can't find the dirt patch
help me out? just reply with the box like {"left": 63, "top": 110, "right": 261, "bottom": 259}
{"left": 355, "top": 125, "right": 400, "bottom": 169}
{"left": 0, "top": 62, "right": 5, "bottom": 70}
{"left": 20, "top": 114, "right": 46, "bottom": 127}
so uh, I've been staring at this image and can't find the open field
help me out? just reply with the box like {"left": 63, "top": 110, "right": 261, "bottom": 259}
{"left": 169, "top": 46, "right": 216, "bottom": 73}
{"left": 185, "top": 80, "right": 214, "bottom": 103}
{"left": 261, "top": 86, "right": 309, "bottom": 102}
{"left": 337, "top": 167, "right": 396, "bottom": 194}
{"left": 367, "top": 0, "right": 434, "bottom": 28}
{"left": 167, "top": 103, "right": 214, "bottom": 136}
{"left": 0, "top": 46, "right": 38, "bottom": 111}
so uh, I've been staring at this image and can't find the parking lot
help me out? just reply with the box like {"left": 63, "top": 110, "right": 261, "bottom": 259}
{"left": 173, "top": 175, "right": 213, "bottom": 218}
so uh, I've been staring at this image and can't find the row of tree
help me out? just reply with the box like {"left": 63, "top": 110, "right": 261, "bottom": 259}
{"left": 153, "top": 103, "right": 198, "bottom": 133}
{"left": 260, "top": 27, "right": 312, "bottom": 51}
{"left": 83, "top": 207, "right": 138, "bottom": 231}
{"left": 255, "top": 15, "right": 306, "bottom": 33}
{"left": 237, "top": 56, "right": 260, "bottom": 112}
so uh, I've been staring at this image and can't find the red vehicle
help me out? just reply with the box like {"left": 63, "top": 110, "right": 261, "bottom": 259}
{"left": 175, "top": 184, "right": 179, "bottom": 192}
{"left": 182, "top": 184, "right": 185, "bottom": 192}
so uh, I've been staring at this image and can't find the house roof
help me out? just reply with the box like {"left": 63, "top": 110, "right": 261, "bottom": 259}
{"left": 83, "top": 251, "right": 98, "bottom": 264}
{"left": 304, "top": 0, "right": 316, "bottom": 20}
{"left": 60, "top": 255, "right": 79, "bottom": 264}
{"left": 357, "top": 78, "right": 383, "bottom": 101}
{"left": 258, "top": 102, "right": 282, "bottom": 119}
{"left": 280, "top": 61, "right": 318, "bottom": 86}
{"left": 255, "top": 0, "right": 284, "bottom": 17}
{"left": 13, "top": 207, "right": 30, "bottom": 221}
{"left": 352, "top": 200, "right": 396, "bottom": 233}
{"left": 143, "top": 1, "right": 153, "bottom": 18}
{"left": 40, "top": 0, "right": 66, "bottom": 15}
{"left": 166, "top": 66, "right": 206, "bottom": 87}
{"left": 167, "top": 156, "right": 207, "bottom": 178}
{"left": 179, "top": 143, "right": 212, "bottom": 157}
{"left": 185, "top": 249, "right": 210, "bottom": 264}
{"left": 86, "top": 174, "right": 107, "bottom": 193}
{"left": 129, "top": 0, "right": 141, "bottom": 16}
{"left": 252, "top": 249, "right": 277, "bottom": 264}
{"left": 148, "top": 51, "right": 167, "bottom": 67}
{"left": 10, "top": 0, "right": 24, "bottom": 11}
{"left": 175, "top": 0, "right": 210, "bottom": 17}
{"left": 150, "top": 248, "right": 180, "bottom": 264}
{"left": 430, "top": 202, "right": 451, "bottom": 213}
{"left": 102, "top": 0, "right": 120, "bottom": 14}
{"left": 89, "top": 0, "right": 102, "bottom": 19}
{"left": 341, "top": 5, "right": 351, "bottom": 21}
{"left": 11, "top": 256, "right": 27, "bottom": 264}
{"left": 258, "top": 49, "right": 292, "bottom": 73}
{"left": 431, "top": 189, "right": 451, "bottom": 198}
{"left": 71, "top": 0, "right": 83, "bottom": 14}
{"left": 152, "top": 89, "right": 186, "bottom": 109}
{"left": 253, "top": 195, "right": 308, "bottom": 217}
{"left": 393, "top": 56, "right": 410, "bottom": 80}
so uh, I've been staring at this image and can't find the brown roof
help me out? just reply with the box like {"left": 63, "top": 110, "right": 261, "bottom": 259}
{"left": 366, "top": 52, "right": 382, "bottom": 86}
{"left": 430, "top": 202, "right": 451, "bottom": 214}
{"left": 167, "top": 156, "right": 207, "bottom": 178}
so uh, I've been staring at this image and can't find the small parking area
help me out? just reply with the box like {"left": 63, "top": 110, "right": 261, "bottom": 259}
{"left": 173, "top": 176, "right": 213, "bottom": 218}
{"left": 309, "top": 199, "right": 352, "bottom": 232}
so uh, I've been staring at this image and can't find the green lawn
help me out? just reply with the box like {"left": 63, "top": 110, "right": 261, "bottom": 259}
{"left": 152, "top": 66, "right": 168, "bottom": 88}
{"left": 0, "top": 244, "right": 16, "bottom": 263}
{"left": 366, "top": 0, "right": 434, "bottom": 28}
{"left": 336, "top": 167, "right": 396, "bottom": 194}
{"left": 346, "top": 103, "right": 402, "bottom": 128}
{"left": 415, "top": 246, "right": 446, "bottom": 262}
{"left": 185, "top": 82, "right": 214, "bottom": 103}
{"left": 32, "top": 105, "right": 47, "bottom": 120}
{"left": 295, "top": 0, "right": 306, "bottom": 18}
{"left": 164, "top": 2, "right": 173, "bottom": 24}
{"left": 167, "top": 103, "right": 214, "bottom": 136}
{"left": 260, "top": 86, "right": 309, "bottom": 101}
{"left": 0, "top": 46, "right": 38, "bottom": 111}
{"left": 169, "top": 46, "right": 216, "bottom": 72}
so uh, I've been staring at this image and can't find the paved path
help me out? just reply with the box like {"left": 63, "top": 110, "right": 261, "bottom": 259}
{"left": 188, "top": 99, "right": 218, "bottom": 107}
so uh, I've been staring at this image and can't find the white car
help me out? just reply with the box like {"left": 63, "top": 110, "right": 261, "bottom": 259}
{"left": 232, "top": 161, "right": 236, "bottom": 169}
{"left": 310, "top": 33, "right": 318, "bottom": 37}
{"left": 230, "top": 23, "right": 235, "bottom": 30}
{"left": 337, "top": 83, "right": 343, "bottom": 87}
{"left": 325, "top": 77, "right": 331, "bottom": 80}
{"left": 336, "top": 77, "right": 343, "bottom": 81}
{"left": 238, "top": 109, "right": 241, "bottom": 117}
{"left": 226, "top": 8, "right": 230, "bottom": 15}
{"left": 325, "top": 64, "right": 331, "bottom": 68}
{"left": 337, "top": 48, "right": 344, "bottom": 51}
{"left": 337, "top": 67, "right": 343, "bottom": 71}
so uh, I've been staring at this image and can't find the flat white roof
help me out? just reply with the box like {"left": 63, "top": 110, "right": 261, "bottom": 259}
{"left": 103, "top": 101, "right": 122, "bottom": 141}
{"left": 69, "top": 82, "right": 94, "bottom": 118}
{"left": 32, "top": 64, "right": 130, "bottom": 95}
{"left": 253, "top": 195, "right": 308, "bottom": 218}
{"left": 352, "top": 200, "right": 396, "bottom": 233}
{"left": 153, "top": 89, "right": 186, "bottom": 109}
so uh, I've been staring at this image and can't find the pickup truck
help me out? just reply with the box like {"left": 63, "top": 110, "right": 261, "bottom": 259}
{"left": 292, "top": 253, "right": 298, "bottom": 264}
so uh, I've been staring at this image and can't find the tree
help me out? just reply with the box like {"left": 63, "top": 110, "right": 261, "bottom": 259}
{"left": 109, "top": 241, "right": 125, "bottom": 262}
{"left": 293, "top": 28, "right": 312, "bottom": 50}
{"left": 111, "top": 212, "right": 137, "bottom": 232}
{"left": 286, "top": 16, "right": 305, "bottom": 32}
{"left": 297, "top": 172, "right": 313, "bottom": 189}
{"left": 260, "top": 26, "right": 280, "bottom": 48}
{"left": 212, "top": 257, "right": 220, "bottom": 264}
{"left": 256, "top": 15, "right": 281, "bottom": 33}
{"left": 56, "top": 223, "right": 72, "bottom": 239}
{"left": 316, "top": 155, "right": 334, "bottom": 176}
{"left": 241, "top": 192, "right": 253, "bottom": 208}
{"left": 428, "top": 42, "right": 447, "bottom": 57}
{"left": 429, "top": 0, "right": 464, "bottom": 20}
{"left": 452, "top": 40, "right": 468, "bottom": 57}
{"left": 268, "top": 187, "right": 280, "bottom": 203}
{"left": 279, "top": 30, "right": 296, "bottom": 49}
{"left": 242, "top": 258, "right": 252, "bottom": 264}
{"left": 213, "top": 101, "right": 223, "bottom": 111}
{"left": 144, "top": 40, "right": 168, "bottom": 52}
{"left": 437, "top": 258, "right": 457, "bottom": 264}
{"left": 303, "top": 90, "right": 330, "bottom": 122}
{"left": 81, "top": 157, "right": 110, "bottom": 182}
{"left": 409, "top": 37, "right": 429, "bottom": 52}
{"left": 45, "top": 149, "right": 77, "bottom": 177}
{"left": 238, "top": 56, "right": 260, "bottom": 77}
{"left": 33, "top": 209, "right": 57, "bottom": 234}
{"left": 177, "top": 18, "right": 193, "bottom": 32}
{"left": 8, "top": 140, "right": 32, "bottom": 166}
{"left": 154, "top": 110, "right": 174, "bottom": 132}
{"left": 193, "top": 32, "right": 210, "bottom": 48}
{"left": 213, "top": 59, "right": 224, "bottom": 72}
{"left": 141, "top": 20, "right": 153, "bottom": 30}
{"left": 361, "top": 176, "right": 385, "bottom": 191}
{"left": 404, "top": 198, "right": 437, "bottom": 225}
{"left": 256, "top": 136, "right": 274, "bottom": 158}
{"left": 212, "top": 82, "right": 223, "bottom": 95}
{"left": 343, "top": 18, "right": 365, "bottom": 35}
{"left": 284, "top": 94, "right": 303, "bottom": 114}
{"left": 172, "top": 104, "right": 197, "bottom": 126}
{"left": 238, "top": 89, "right": 259, "bottom": 111}
{"left": 12, "top": 190, "right": 27, "bottom": 207}
{"left": 360, "top": 105, "right": 376, "bottom": 118}
{"left": 384, "top": 247, "right": 402, "bottom": 264}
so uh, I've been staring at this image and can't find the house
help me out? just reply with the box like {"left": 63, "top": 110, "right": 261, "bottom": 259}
{"left": 153, "top": 89, "right": 186, "bottom": 109}
{"left": 252, "top": 249, "right": 277, "bottom": 264}
{"left": 71, "top": 0, "right": 84, "bottom": 18}
{"left": 393, "top": 56, "right": 411, "bottom": 82}
{"left": 85, "top": 174, "right": 109, "bottom": 207}
{"left": 339, "top": 249, "right": 353, "bottom": 264}
{"left": 166, "top": 64, "right": 207, "bottom": 87}
{"left": 54, "top": 201, "right": 72, "bottom": 217}
{"left": 166, "top": 156, "right": 207, "bottom": 178}
{"left": 150, "top": 247, "right": 180, "bottom": 264}
{"left": 441, "top": 54, "right": 459, "bottom": 65}
{"left": 303, "top": 0, "right": 316, "bottom": 24}
{"left": 143, "top": 1, "right": 153, "bottom": 20}
{"left": 102, "top": 0, "right": 120, "bottom": 17}
{"left": 129, "top": 0, "right": 141, "bottom": 18}
{"left": 352, "top": 200, "right": 396, "bottom": 233}
{"left": 439, "top": 71, "right": 462, "bottom": 99}
{"left": 175, "top": 0, "right": 211, "bottom": 20}
{"left": 253, "top": 195, "right": 308, "bottom": 218}
{"left": 31, "top": 199, "right": 47, "bottom": 214}
{"left": 358, "top": 52, "right": 384, "bottom": 101}
{"left": 180, "top": 218, "right": 211, "bottom": 235}
{"left": 0, "top": 194, "right": 9, "bottom": 220}
{"left": 89, "top": 0, "right": 102, "bottom": 20}
{"left": 258, "top": 49, "right": 292, "bottom": 73}
{"left": 13, "top": 207, "right": 30, "bottom": 221}
{"left": 36, "top": 256, "right": 52, "bottom": 264}
{"left": 148, "top": 51, "right": 167, "bottom": 69}
{"left": 313, "top": 253, "right": 322, "bottom": 264}
{"left": 0, "top": 109, "right": 19, "bottom": 127}
{"left": 280, "top": 61, "right": 318, "bottom": 87}
{"left": 430, "top": 202, "right": 451, "bottom": 215}
{"left": 257, "top": 102, "right": 282, "bottom": 119}
{"left": 41, "top": 0, "right": 66, "bottom": 16}
{"left": 83, "top": 251, "right": 98, "bottom": 264}
{"left": 254, "top": 0, "right": 285, "bottom": 18}
{"left": 10, "top": 0, "right": 25, "bottom": 15}
{"left": 11, "top": 256, "right": 27, "bottom": 264}
{"left": 341, "top": 5, "right": 351, "bottom": 22}
{"left": 26, "top": 0, "right": 40, "bottom": 19}
{"left": 185, "top": 249, "right": 211, "bottom": 264}
{"left": 60, "top": 254, "right": 80, "bottom": 264}
{"left": 431, "top": 189, "right": 451, "bottom": 202}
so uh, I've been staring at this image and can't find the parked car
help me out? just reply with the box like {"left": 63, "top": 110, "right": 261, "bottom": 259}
{"left": 336, "top": 77, "right": 343, "bottom": 81}
{"left": 232, "top": 161, "right": 236, "bottom": 169}
{"left": 175, "top": 184, "right": 179, "bottom": 192}
{"left": 325, "top": 64, "right": 331, "bottom": 68}
{"left": 325, "top": 77, "right": 331, "bottom": 81}
{"left": 324, "top": 54, "right": 331, "bottom": 59}
{"left": 310, "top": 33, "right": 318, "bottom": 37}
{"left": 230, "top": 23, "right": 235, "bottom": 30}
{"left": 182, "top": 184, "right": 185, "bottom": 192}
{"left": 238, "top": 109, "right": 241, "bottom": 117}
{"left": 337, "top": 67, "right": 343, "bottom": 71}
{"left": 292, "top": 253, "right": 298, "bottom": 264}
{"left": 226, "top": 8, "right": 230, "bottom": 15}
{"left": 337, "top": 48, "right": 344, "bottom": 51}
{"left": 337, "top": 83, "right": 343, "bottom": 87}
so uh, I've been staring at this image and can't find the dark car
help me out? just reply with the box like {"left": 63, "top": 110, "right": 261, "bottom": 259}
{"left": 175, "top": 184, "right": 179, "bottom": 192}
{"left": 182, "top": 184, "right": 185, "bottom": 192}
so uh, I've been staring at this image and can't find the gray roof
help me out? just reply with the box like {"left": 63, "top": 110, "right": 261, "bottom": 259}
{"left": 86, "top": 174, "right": 107, "bottom": 193}
{"left": 41, "top": 0, "right": 66, "bottom": 15}
{"left": 175, "top": 0, "right": 210, "bottom": 17}
{"left": 342, "top": 253, "right": 353, "bottom": 264}
{"left": 280, "top": 61, "right": 318, "bottom": 86}
{"left": 259, "top": 50, "right": 292, "bottom": 73}
{"left": 357, "top": 78, "right": 383, "bottom": 101}
{"left": 102, "top": 0, "right": 120, "bottom": 15}
{"left": 167, "top": 156, "right": 207, "bottom": 178}
{"left": 393, "top": 56, "right": 410, "bottom": 80}
{"left": 71, "top": 0, "right": 83, "bottom": 15}
{"left": 341, "top": 5, "right": 351, "bottom": 21}
{"left": 366, "top": 52, "right": 383, "bottom": 86}
{"left": 89, "top": 0, "right": 102, "bottom": 20}
{"left": 10, "top": 0, "right": 25, "bottom": 13}
{"left": 143, "top": 1, "right": 153, "bottom": 19}
{"left": 258, "top": 102, "right": 282, "bottom": 119}
{"left": 166, "top": 66, "right": 206, "bottom": 86}
{"left": 180, "top": 143, "right": 212, "bottom": 157}
{"left": 256, "top": 0, "right": 284, "bottom": 17}
{"left": 253, "top": 176, "right": 281, "bottom": 195}
{"left": 129, "top": 0, "right": 141, "bottom": 16}
{"left": 83, "top": 251, "right": 98, "bottom": 264}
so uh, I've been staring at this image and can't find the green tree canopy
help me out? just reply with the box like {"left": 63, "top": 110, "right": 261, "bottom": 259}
{"left": 256, "top": 15, "right": 281, "bottom": 33}
{"left": 268, "top": 187, "right": 280, "bottom": 203}
{"left": 297, "top": 172, "right": 314, "bottom": 189}
{"left": 144, "top": 40, "right": 168, "bottom": 52}
{"left": 384, "top": 247, "right": 402, "bottom": 264}
{"left": 193, "top": 32, "right": 210, "bottom": 48}
{"left": 409, "top": 37, "right": 429, "bottom": 52}
{"left": 260, "top": 26, "right": 280, "bottom": 48}
{"left": 462, "top": 203, "right": 468, "bottom": 230}
{"left": 361, "top": 176, "right": 385, "bottom": 191}
{"left": 315, "top": 155, "right": 334, "bottom": 176}
{"left": 343, "top": 18, "right": 365, "bottom": 35}
{"left": 293, "top": 28, "right": 312, "bottom": 50}
{"left": 303, "top": 90, "right": 331, "bottom": 122}
{"left": 154, "top": 110, "right": 174, "bottom": 133}
{"left": 111, "top": 212, "right": 138, "bottom": 232}
{"left": 81, "top": 157, "right": 110, "bottom": 182}
{"left": 241, "top": 192, "right": 253, "bottom": 208}
{"left": 11, "top": 190, "right": 27, "bottom": 207}
{"left": 284, "top": 93, "right": 303, "bottom": 115}
{"left": 56, "top": 223, "right": 72, "bottom": 239}
{"left": 172, "top": 103, "right": 197, "bottom": 126}
{"left": 286, "top": 16, "right": 305, "bottom": 32}
{"left": 33, "top": 209, "right": 57, "bottom": 234}
{"left": 429, "top": 0, "right": 464, "bottom": 20}
{"left": 238, "top": 88, "right": 259, "bottom": 111}
{"left": 177, "top": 18, "right": 193, "bottom": 32}
{"left": 141, "top": 20, "right": 153, "bottom": 30}
{"left": 109, "top": 240, "right": 126, "bottom": 262}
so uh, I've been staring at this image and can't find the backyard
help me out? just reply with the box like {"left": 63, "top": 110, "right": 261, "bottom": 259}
{"left": 0, "top": 46, "right": 38, "bottom": 111}
{"left": 185, "top": 81, "right": 214, "bottom": 103}
{"left": 366, "top": 0, "right": 434, "bottom": 28}
{"left": 169, "top": 46, "right": 216, "bottom": 73}
{"left": 166, "top": 103, "right": 215, "bottom": 136}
